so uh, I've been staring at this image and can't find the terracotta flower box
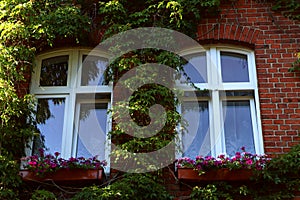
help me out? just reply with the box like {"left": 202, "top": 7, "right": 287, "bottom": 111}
{"left": 177, "top": 168, "right": 253, "bottom": 181}
{"left": 19, "top": 168, "right": 104, "bottom": 182}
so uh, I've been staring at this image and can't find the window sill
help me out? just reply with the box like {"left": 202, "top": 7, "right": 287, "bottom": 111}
{"left": 19, "top": 168, "right": 104, "bottom": 182}
{"left": 177, "top": 168, "right": 253, "bottom": 181}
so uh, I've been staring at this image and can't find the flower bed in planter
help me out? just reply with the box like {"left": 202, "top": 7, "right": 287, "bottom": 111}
{"left": 177, "top": 147, "right": 269, "bottom": 182}
{"left": 20, "top": 149, "right": 106, "bottom": 182}
{"left": 19, "top": 168, "right": 104, "bottom": 182}
{"left": 177, "top": 168, "right": 253, "bottom": 181}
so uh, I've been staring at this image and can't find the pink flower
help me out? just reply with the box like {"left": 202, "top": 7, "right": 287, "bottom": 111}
{"left": 50, "top": 163, "right": 57, "bottom": 168}
{"left": 246, "top": 159, "right": 253, "bottom": 165}
{"left": 54, "top": 152, "right": 60, "bottom": 157}
{"left": 28, "top": 161, "right": 37, "bottom": 166}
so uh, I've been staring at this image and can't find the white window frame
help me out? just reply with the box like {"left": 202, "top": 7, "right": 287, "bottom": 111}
{"left": 178, "top": 45, "right": 264, "bottom": 157}
{"left": 30, "top": 48, "right": 112, "bottom": 171}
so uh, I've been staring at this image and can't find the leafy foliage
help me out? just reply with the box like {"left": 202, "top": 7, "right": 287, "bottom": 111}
{"left": 0, "top": 154, "right": 21, "bottom": 199}
{"left": 252, "top": 144, "right": 300, "bottom": 199}
{"left": 0, "top": 0, "right": 92, "bottom": 198}
{"left": 272, "top": 0, "right": 300, "bottom": 21}
{"left": 72, "top": 173, "right": 172, "bottom": 200}
{"left": 98, "top": 0, "right": 220, "bottom": 39}
{"left": 30, "top": 189, "right": 57, "bottom": 200}
{"left": 190, "top": 144, "right": 300, "bottom": 200}
{"left": 289, "top": 52, "right": 300, "bottom": 72}
{"left": 191, "top": 183, "right": 249, "bottom": 200}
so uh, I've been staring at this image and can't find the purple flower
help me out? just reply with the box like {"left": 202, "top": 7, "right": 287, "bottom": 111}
{"left": 21, "top": 149, "right": 106, "bottom": 177}
{"left": 38, "top": 148, "right": 44, "bottom": 157}
{"left": 177, "top": 147, "right": 269, "bottom": 172}
{"left": 28, "top": 161, "right": 37, "bottom": 166}
{"left": 246, "top": 159, "right": 253, "bottom": 165}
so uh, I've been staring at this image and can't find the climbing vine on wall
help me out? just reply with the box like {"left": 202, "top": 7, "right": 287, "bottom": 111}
{"left": 272, "top": 0, "right": 300, "bottom": 21}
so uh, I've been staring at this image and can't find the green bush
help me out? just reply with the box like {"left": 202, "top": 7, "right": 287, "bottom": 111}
{"left": 30, "top": 190, "right": 57, "bottom": 200}
{"left": 0, "top": 154, "right": 21, "bottom": 199}
{"left": 190, "top": 144, "right": 300, "bottom": 200}
{"left": 72, "top": 174, "right": 172, "bottom": 200}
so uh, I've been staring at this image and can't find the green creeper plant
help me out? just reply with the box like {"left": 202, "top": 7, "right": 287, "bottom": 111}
{"left": 272, "top": 0, "right": 300, "bottom": 21}
{"left": 30, "top": 190, "right": 57, "bottom": 200}
{"left": 0, "top": 154, "right": 22, "bottom": 199}
{"left": 0, "top": 0, "right": 91, "bottom": 198}
{"left": 189, "top": 144, "right": 300, "bottom": 200}
{"left": 72, "top": 173, "right": 173, "bottom": 200}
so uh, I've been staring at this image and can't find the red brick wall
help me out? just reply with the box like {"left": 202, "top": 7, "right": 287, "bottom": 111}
{"left": 169, "top": 1, "right": 300, "bottom": 198}
{"left": 197, "top": 0, "right": 300, "bottom": 155}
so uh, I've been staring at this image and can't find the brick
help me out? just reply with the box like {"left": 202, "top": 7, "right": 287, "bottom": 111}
{"left": 265, "top": 147, "right": 282, "bottom": 153}
{"left": 288, "top": 142, "right": 299, "bottom": 147}
{"left": 262, "top": 125, "right": 279, "bottom": 130}
{"left": 281, "top": 136, "right": 292, "bottom": 141}
{"left": 274, "top": 120, "right": 283, "bottom": 124}
{"left": 274, "top": 131, "right": 287, "bottom": 135}
{"left": 235, "top": 26, "right": 243, "bottom": 41}
{"left": 230, "top": 25, "right": 237, "bottom": 40}
{"left": 224, "top": 24, "right": 231, "bottom": 39}
{"left": 279, "top": 125, "right": 290, "bottom": 130}
{"left": 276, "top": 141, "right": 287, "bottom": 147}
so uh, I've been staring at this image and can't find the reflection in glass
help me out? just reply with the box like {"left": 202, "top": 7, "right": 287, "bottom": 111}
{"left": 221, "top": 52, "right": 249, "bottom": 82}
{"left": 33, "top": 98, "right": 65, "bottom": 154}
{"left": 76, "top": 103, "right": 108, "bottom": 160}
{"left": 223, "top": 101, "right": 255, "bottom": 156}
{"left": 181, "top": 53, "right": 207, "bottom": 83}
{"left": 40, "top": 56, "right": 68, "bottom": 86}
{"left": 182, "top": 101, "right": 210, "bottom": 158}
{"left": 81, "top": 55, "right": 108, "bottom": 86}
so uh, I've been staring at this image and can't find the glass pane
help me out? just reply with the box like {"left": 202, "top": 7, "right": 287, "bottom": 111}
{"left": 33, "top": 98, "right": 65, "bottom": 154}
{"left": 76, "top": 103, "right": 108, "bottom": 160}
{"left": 81, "top": 55, "right": 108, "bottom": 86}
{"left": 40, "top": 56, "right": 68, "bottom": 86}
{"left": 181, "top": 53, "right": 207, "bottom": 83}
{"left": 182, "top": 101, "right": 210, "bottom": 158}
{"left": 222, "top": 100, "right": 255, "bottom": 156}
{"left": 221, "top": 52, "right": 249, "bottom": 82}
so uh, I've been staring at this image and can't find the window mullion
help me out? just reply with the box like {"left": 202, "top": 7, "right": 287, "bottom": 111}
{"left": 251, "top": 96, "right": 264, "bottom": 154}
{"left": 209, "top": 48, "right": 224, "bottom": 156}
{"left": 104, "top": 101, "right": 112, "bottom": 174}
{"left": 211, "top": 90, "right": 224, "bottom": 156}
{"left": 61, "top": 50, "right": 78, "bottom": 158}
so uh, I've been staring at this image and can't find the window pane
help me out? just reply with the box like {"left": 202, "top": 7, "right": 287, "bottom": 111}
{"left": 33, "top": 98, "right": 65, "bottom": 154}
{"left": 40, "top": 56, "right": 68, "bottom": 86}
{"left": 181, "top": 53, "right": 207, "bottom": 83}
{"left": 221, "top": 52, "right": 249, "bottom": 82}
{"left": 81, "top": 55, "right": 108, "bottom": 86}
{"left": 222, "top": 100, "right": 255, "bottom": 156}
{"left": 182, "top": 101, "right": 210, "bottom": 158}
{"left": 76, "top": 103, "right": 108, "bottom": 160}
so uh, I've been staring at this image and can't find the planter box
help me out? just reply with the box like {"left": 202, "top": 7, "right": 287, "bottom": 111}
{"left": 19, "top": 168, "right": 104, "bottom": 182}
{"left": 177, "top": 168, "right": 253, "bottom": 181}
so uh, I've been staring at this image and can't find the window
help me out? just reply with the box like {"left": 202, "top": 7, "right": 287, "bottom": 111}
{"left": 30, "top": 47, "right": 263, "bottom": 169}
{"left": 30, "top": 49, "right": 112, "bottom": 165}
{"left": 179, "top": 46, "right": 263, "bottom": 158}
